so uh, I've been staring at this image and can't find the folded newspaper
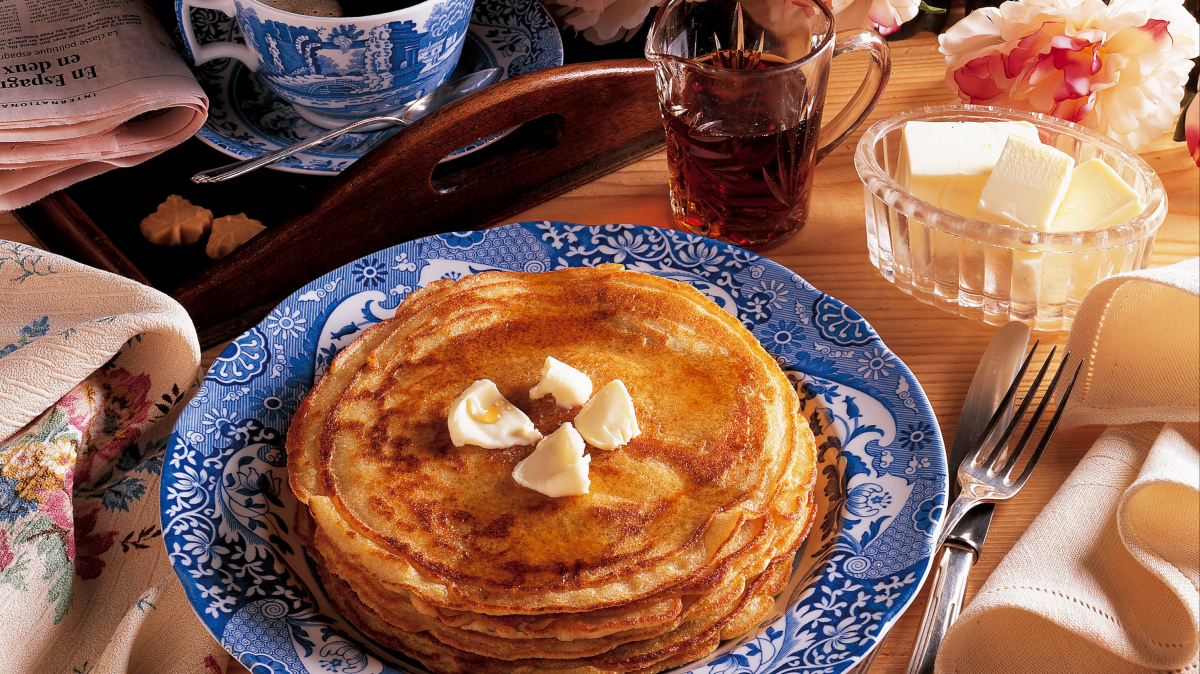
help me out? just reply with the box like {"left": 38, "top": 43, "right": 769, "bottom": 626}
{"left": 0, "top": 0, "right": 207, "bottom": 210}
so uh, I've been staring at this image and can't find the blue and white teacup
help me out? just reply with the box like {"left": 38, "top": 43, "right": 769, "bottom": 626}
{"left": 178, "top": 0, "right": 475, "bottom": 128}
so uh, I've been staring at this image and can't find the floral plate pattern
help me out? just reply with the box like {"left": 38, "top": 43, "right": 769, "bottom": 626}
{"left": 183, "top": 0, "right": 563, "bottom": 174}
{"left": 162, "top": 223, "right": 948, "bottom": 674}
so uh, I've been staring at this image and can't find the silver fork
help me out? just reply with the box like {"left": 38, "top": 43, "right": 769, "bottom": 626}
{"left": 850, "top": 342, "right": 1082, "bottom": 673}
{"left": 933, "top": 343, "right": 1083, "bottom": 552}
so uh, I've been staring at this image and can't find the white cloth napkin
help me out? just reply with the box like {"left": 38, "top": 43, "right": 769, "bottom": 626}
{"left": 935, "top": 258, "right": 1200, "bottom": 674}
{"left": 0, "top": 241, "right": 227, "bottom": 674}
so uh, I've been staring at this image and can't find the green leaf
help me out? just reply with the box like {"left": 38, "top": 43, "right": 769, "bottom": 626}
{"left": 47, "top": 564, "right": 74, "bottom": 624}
{"left": 919, "top": 1, "right": 947, "bottom": 12}
{"left": 23, "top": 517, "right": 62, "bottom": 557}
{"left": 0, "top": 556, "right": 30, "bottom": 590}
{"left": 100, "top": 476, "right": 146, "bottom": 512}
{"left": 1175, "top": 89, "right": 1196, "bottom": 142}
{"left": 26, "top": 517, "right": 76, "bottom": 624}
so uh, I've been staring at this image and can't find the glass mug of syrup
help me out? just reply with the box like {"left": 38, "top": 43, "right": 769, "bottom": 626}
{"left": 646, "top": 0, "right": 890, "bottom": 247}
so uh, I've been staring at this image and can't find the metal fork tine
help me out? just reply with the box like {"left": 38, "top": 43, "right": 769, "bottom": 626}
{"left": 999, "top": 352, "right": 1071, "bottom": 479}
{"left": 983, "top": 345, "right": 1057, "bottom": 471}
{"left": 1012, "top": 360, "right": 1084, "bottom": 488}
{"left": 972, "top": 340, "right": 1039, "bottom": 464}
{"left": 859, "top": 339, "right": 1083, "bottom": 674}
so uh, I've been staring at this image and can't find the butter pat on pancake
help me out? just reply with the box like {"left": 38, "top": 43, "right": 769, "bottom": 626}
{"left": 513, "top": 422, "right": 591, "bottom": 497}
{"left": 448, "top": 379, "right": 542, "bottom": 448}
{"left": 574, "top": 379, "right": 641, "bottom": 450}
{"left": 529, "top": 356, "right": 593, "bottom": 408}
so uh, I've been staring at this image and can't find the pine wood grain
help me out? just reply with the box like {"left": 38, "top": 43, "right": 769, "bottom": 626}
{"left": 3, "top": 31, "right": 1196, "bottom": 674}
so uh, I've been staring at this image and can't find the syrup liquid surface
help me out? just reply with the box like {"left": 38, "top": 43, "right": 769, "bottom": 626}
{"left": 664, "top": 50, "right": 820, "bottom": 247}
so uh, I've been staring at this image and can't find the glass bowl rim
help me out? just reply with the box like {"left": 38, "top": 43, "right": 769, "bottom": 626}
{"left": 644, "top": 0, "right": 836, "bottom": 78}
{"left": 853, "top": 104, "right": 1168, "bottom": 252}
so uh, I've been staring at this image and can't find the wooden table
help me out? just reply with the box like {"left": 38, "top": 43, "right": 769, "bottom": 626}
{"left": 2, "top": 32, "right": 1196, "bottom": 674}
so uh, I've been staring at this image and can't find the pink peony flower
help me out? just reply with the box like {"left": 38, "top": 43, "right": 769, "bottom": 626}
{"left": 1186, "top": 93, "right": 1199, "bottom": 166}
{"left": 547, "top": 0, "right": 663, "bottom": 44}
{"left": 939, "top": 0, "right": 1200, "bottom": 150}
{"left": 829, "top": 0, "right": 920, "bottom": 34}
{"left": 59, "top": 377, "right": 103, "bottom": 435}
{"left": 737, "top": 0, "right": 921, "bottom": 36}
{"left": 41, "top": 489, "right": 74, "bottom": 533}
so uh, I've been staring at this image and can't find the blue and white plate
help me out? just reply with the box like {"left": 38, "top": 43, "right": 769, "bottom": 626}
{"left": 187, "top": 0, "right": 563, "bottom": 174}
{"left": 162, "top": 223, "right": 948, "bottom": 674}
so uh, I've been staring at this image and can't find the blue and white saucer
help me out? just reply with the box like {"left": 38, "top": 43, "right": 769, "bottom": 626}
{"left": 190, "top": 0, "right": 562, "bottom": 175}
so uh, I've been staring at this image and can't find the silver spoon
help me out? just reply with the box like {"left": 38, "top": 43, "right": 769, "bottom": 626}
{"left": 192, "top": 67, "right": 503, "bottom": 184}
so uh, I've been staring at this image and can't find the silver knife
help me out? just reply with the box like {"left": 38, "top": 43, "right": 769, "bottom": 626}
{"left": 904, "top": 321, "right": 1030, "bottom": 674}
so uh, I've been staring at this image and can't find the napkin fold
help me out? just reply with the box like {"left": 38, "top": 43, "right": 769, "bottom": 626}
{"left": 0, "top": 241, "right": 226, "bottom": 674}
{"left": 935, "top": 259, "right": 1200, "bottom": 674}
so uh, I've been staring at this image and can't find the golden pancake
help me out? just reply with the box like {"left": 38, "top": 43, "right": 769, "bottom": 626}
{"left": 298, "top": 490, "right": 810, "bottom": 654}
{"left": 311, "top": 537, "right": 793, "bottom": 674}
{"left": 294, "top": 268, "right": 809, "bottom": 607}
{"left": 285, "top": 265, "right": 818, "bottom": 671}
{"left": 288, "top": 310, "right": 710, "bottom": 638}
{"left": 303, "top": 501, "right": 804, "bottom": 661}
{"left": 298, "top": 496, "right": 692, "bottom": 645}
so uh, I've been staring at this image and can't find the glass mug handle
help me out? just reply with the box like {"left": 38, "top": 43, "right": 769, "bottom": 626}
{"left": 178, "top": 0, "right": 260, "bottom": 71}
{"left": 814, "top": 29, "right": 891, "bottom": 165}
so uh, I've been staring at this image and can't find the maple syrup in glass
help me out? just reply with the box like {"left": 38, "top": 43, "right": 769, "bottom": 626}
{"left": 663, "top": 51, "right": 820, "bottom": 247}
{"left": 647, "top": 0, "right": 891, "bottom": 248}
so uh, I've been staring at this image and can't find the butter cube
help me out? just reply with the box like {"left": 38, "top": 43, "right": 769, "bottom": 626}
{"left": 977, "top": 136, "right": 1074, "bottom": 230}
{"left": 512, "top": 423, "right": 590, "bottom": 497}
{"left": 1049, "top": 159, "right": 1144, "bottom": 232}
{"left": 897, "top": 121, "right": 1040, "bottom": 217}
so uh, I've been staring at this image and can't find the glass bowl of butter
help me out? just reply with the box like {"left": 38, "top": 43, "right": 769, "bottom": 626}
{"left": 854, "top": 105, "right": 1166, "bottom": 331}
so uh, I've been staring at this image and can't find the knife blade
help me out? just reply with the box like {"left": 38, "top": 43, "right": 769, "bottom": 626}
{"left": 904, "top": 321, "right": 1030, "bottom": 674}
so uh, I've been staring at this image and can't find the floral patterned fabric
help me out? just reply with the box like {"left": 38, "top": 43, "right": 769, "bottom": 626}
{"left": 0, "top": 241, "right": 225, "bottom": 674}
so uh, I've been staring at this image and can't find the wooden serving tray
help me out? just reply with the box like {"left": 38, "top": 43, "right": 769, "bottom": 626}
{"left": 17, "top": 59, "right": 664, "bottom": 347}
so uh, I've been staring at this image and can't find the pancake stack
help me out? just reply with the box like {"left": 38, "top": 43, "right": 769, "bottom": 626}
{"left": 286, "top": 266, "right": 817, "bottom": 674}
